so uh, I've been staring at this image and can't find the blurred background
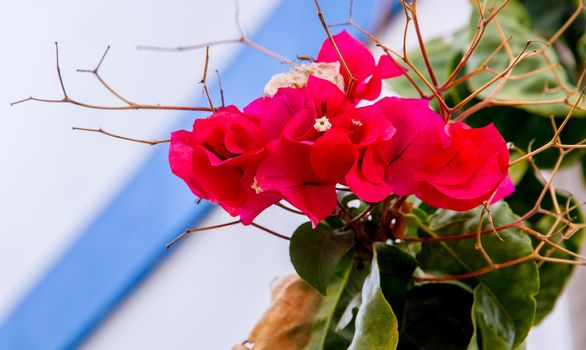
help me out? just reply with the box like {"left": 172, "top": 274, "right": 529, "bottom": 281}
{"left": 0, "top": 0, "right": 583, "bottom": 349}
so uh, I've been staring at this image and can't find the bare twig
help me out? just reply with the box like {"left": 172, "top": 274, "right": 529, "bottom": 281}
{"left": 72, "top": 127, "right": 170, "bottom": 145}
{"left": 11, "top": 43, "right": 216, "bottom": 112}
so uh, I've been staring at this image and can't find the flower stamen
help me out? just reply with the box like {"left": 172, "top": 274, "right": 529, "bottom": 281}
{"left": 251, "top": 177, "right": 263, "bottom": 194}
{"left": 313, "top": 116, "right": 332, "bottom": 132}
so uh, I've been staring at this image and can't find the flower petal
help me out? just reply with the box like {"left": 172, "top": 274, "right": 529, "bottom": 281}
{"left": 317, "top": 30, "right": 375, "bottom": 83}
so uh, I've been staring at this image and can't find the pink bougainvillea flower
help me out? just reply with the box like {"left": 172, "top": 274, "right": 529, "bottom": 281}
{"left": 248, "top": 77, "right": 359, "bottom": 223}
{"left": 244, "top": 87, "right": 307, "bottom": 140}
{"left": 170, "top": 37, "right": 513, "bottom": 229}
{"left": 248, "top": 75, "right": 404, "bottom": 220}
{"left": 169, "top": 107, "right": 281, "bottom": 225}
{"left": 374, "top": 97, "right": 513, "bottom": 210}
{"left": 310, "top": 128, "right": 358, "bottom": 184}
{"left": 317, "top": 30, "right": 405, "bottom": 102}
{"left": 278, "top": 76, "right": 356, "bottom": 144}
{"left": 256, "top": 139, "right": 338, "bottom": 227}
{"left": 416, "top": 122, "right": 513, "bottom": 211}
{"left": 341, "top": 104, "right": 397, "bottom": 202}
{"left": 249, "top": 76, "right": 399, "bottom": 206}
{"left": 376, "top": 97, "right": 450, "bottom": 196}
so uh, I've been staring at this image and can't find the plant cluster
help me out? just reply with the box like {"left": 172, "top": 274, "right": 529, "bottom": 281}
{"left": 12, "top": 0, "right": 586, "bottom": 349}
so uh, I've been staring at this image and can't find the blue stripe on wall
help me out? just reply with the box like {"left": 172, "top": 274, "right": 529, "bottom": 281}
{"left": 0, "top": 1, "right": 399, "bottom": 349}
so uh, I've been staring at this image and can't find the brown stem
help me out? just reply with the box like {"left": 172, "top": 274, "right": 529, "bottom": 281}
{"left": 313, "top": 0, "right": 356, "bottom": 96}
{"left": 72, "top": 127, "right": 170, "bottom": 145}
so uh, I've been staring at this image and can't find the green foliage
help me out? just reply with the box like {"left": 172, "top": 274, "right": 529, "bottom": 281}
{"left": 399, "top": 283, "right": 474, "bottom": 350}
{"left": 533, "top": 215, "right": 584, "bottom": 324}
{"left": 466, "top": 0, "right": 585, "bottom": 116}
{"left": 502, "top": 167, "right": 585, "bottom": 324}
{"left": 375, "top": 243, "right": 418, "bottom": 320}
{"left": 417, "top": 202, "right": 539, "bottom": 348}
{"left": 468, "top": 284, "right": 517, "bottom": 350}
{"left": 348, "top": 244, "right": 400, "bottom": 350}
{"left": 298, "top": 200, "right": 583, "bottom": 348}
{"left": 521, "top": 0, "right": 585, "bottom": 70}
{"left": 305, "top": 256, "right": 360, "bottom": 350}
{"left": 389, "top": 0, "right": 585, "bottom": 117}
{"left": 290, "top": 222, "right": 355, "bottom": 295}
{"left": 388, "top": 37, "right": 461, "bottom": 99}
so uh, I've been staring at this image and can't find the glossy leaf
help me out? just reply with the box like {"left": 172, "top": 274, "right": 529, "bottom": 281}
{"left": 508, "top": 153, "right": 529, "bottom": 186}
{"left": 335, "top": 292, "right": 361, "bottom": 332}
{"left": 305, "top": 256, "right": 355, "bottom": 350}
{"left": 466, "top": 1, "right": 585, "bottom": 117}
{"left": 520, "top": 0, "right": 585, "bottom": 67}
{"left": 500, "top": 163, "right": 586, "bottom": 324}
{"left": 468, "top": 284, "right": 516, "bottom": 350}
{"left": 348, "top": 244, "right": 399, "bottom": 350}
{"left": 290, "top": 222, "right": 355, "bottom": 295}
{"left": 417, "top": 202, "right": 539, "bottom": 348}
{"left": 375, "top": 243, "right": 418, "bottom": 319}
{"left": 399, "top": 283, "right": 474, "bottom": 350}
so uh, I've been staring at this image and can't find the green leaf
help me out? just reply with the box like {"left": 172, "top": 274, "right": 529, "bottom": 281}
{"left": 521, "top": 0, "right": 585, "bottom": 39}
{"left": 290, "top": 222, "right": 355, "bottom": 295}
{"left": 520, "top": 0, "right": 585, "bottom": 68}
{"left": 335, "top": 292, "right": 361, "bottom": 332}
{"left": 388, "top": 37, "right": 462, "bottom": 99}
{"left": 533, "top": 207, "right": 585, "bottom": 324}
{"left": 504, "top": 168, "right": 585, "bottom": 323}
{"left": 375, "top": 243, "right": 418, "bottom": 319}
{"left": 508, "top": 153, "right": 529, "bottom": 186}
{"left": 305, "top": 256, "right": 356, "bottom": 350}
{"left": 505, "top": 166, "right": 585, "bottom": 226}
{"left": 417, "top": 202, "right": 539, "bottom": 348}
{"left": 466, "top": 0, "right": 585, "bottom": 116}
{"left": 578, "top": 33, "right": 586, "bottom": 64}
{"left": 348, "top": 244, "right": 400, "bottom": 350}
{"left": 398, "top": 283, "right": 474, "bottom": 350}
{"left": 469, "top": 284, "right": 516, "bottom": 350}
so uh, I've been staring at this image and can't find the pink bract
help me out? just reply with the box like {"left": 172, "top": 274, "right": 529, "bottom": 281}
{"left": 317, "top": 30, "right": 405, "bottom": 102}
{"left": 169, "top": 31, "right": 515, "bottom": 229}
{"left": 168, "top": 107, "right": 280, "bottom": 225}
{"left": 374, "top": 97, "right": 513, "bottom": 210}
{"left": 256, "top": 139, "right": 338, "bottom": 227}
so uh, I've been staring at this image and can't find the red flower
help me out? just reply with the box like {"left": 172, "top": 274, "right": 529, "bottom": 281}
{"left": 170, "top": 32, "right": 514, "bottom": 228}
{"left": 342, "top": 104, "right": 396, "bottom": 202}
{"left": 250, "top": 77, "right": 360, "bottom": 225}
{"left": 256, "top": 139, "right": 338, "bottom": 227}
{"left": 416, "top": 122, "right": 514, "bottom": 211}
{"left": 375, "top": 97, "right": 513, "bottom": 210}
{"left": 317, "top": 30, "right": 405, "bottom": 102}
{"left": 168, "top": 107, "right": 281, "bottom": 225}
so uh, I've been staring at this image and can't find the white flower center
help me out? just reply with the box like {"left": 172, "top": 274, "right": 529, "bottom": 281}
{"left": 351, "top": 119, "right": 363, "bottom": 127}
{"left": 313, "top": 116, "right": 332, "bottom": 132}
{"left": 251, "top": 177, "right": 263, "bottom": 194}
